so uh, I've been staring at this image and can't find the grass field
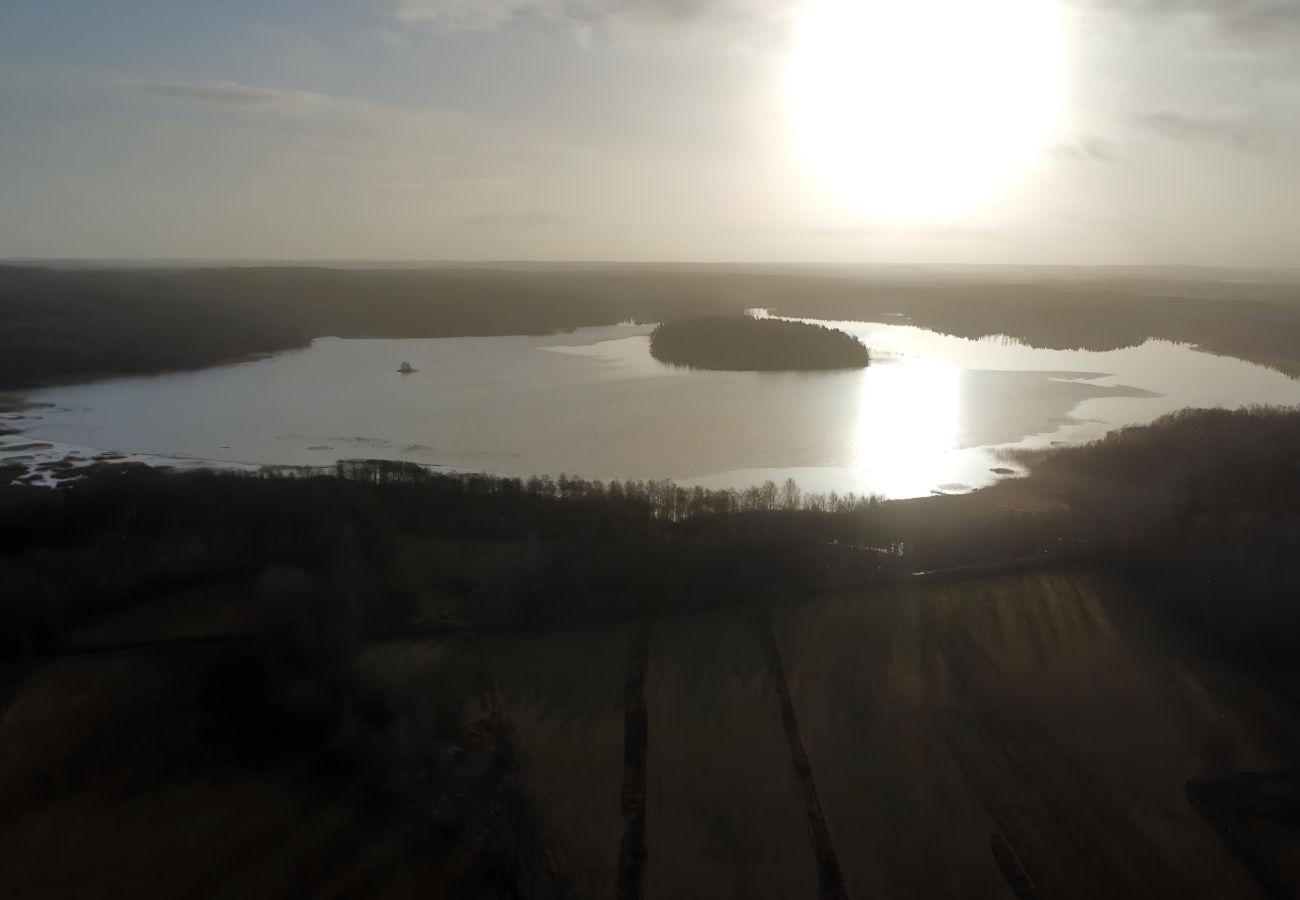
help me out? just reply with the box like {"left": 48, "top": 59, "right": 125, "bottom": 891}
{"left": 776, "top": 569, "right": 1293, "bottom": 899}
{"left": 5, "top": 567, "right": 1300, "bottom": 898}
{"left": 643, "top": 610, "right": 820, "bottom": 900}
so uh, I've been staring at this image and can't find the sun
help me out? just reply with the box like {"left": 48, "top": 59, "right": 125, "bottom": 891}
{"left": 786, "top": 0, "right": 1065, "bottom": 221}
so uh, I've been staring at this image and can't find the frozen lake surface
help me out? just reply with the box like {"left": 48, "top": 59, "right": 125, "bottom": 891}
{"left": 7, "top": 317, "right": 1300, "bottom": 498}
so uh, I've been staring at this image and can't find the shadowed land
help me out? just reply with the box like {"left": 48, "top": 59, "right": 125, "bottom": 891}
{"left": 2, "top": 407, "right": 1300, "bottom": 897}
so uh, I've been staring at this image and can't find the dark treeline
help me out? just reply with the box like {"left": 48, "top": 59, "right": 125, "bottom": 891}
{"left": 0, "top": 266, "right": 311, "bottom": 386}
{"left": 649, "top": 316, "right": 869, "bottom": 371}
{"left": 0, "top": 265, "right": 743, "bottom": 387}
{"left": 0, "top": 462, "right": 892, "bottom": 659}
{"left": 0, "top": 454, "right": 1067, "bottom": 666}
{"left": 11, "top": 407, "right": 1298, "bottom": 669}
{"left": 1020, "top": 406, "right": 1300, "bottom": 664}
{"left": 6, "top": 264, "right": 1300, "bottom": 387}
{"left": 772, "top": 279, "right": 1300, "bottom": 377}
{"left": 6, "top": 407, "right": 1299, "bottom": 672}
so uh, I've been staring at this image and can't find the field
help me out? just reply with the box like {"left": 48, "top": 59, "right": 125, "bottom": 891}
{"left": 777, "top": 569, "right": 1295, "bottom": 899}
{"left": 4, "top": 566, "right": 1300, "bottom": 898}
{"left": 451, "top": 568, "right": 1300, "bottom": 898}
{"left": 0, "top": 651, "right": 468, "bottom": 898}
{"left": 364, "top": 623, "right": 638, "bottom": 899}
{"left": 643, "top": 611, "right": 819, "bottom": 899}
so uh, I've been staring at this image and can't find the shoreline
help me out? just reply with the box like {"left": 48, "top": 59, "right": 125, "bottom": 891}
{"left": 0, "top": 346, "right": 307, "bottom": 395}
{"left": 2, "top": 426, "right": 1037, "bottom": 513}
{"left": 4, "top": 387, "right": 1027, "bottom": 497}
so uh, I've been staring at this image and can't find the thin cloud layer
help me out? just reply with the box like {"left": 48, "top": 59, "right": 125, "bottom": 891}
{"left": 390, "top": 0, "right": 560, "bottom": 30}
{"left": 1078, "top": 0, "right": 1300, "bottom": 45}
{"left": 1051, "top": 137, "right": 1120, "bottom": 163}
{"left": 463, "top": 210, "right": 572, "bottom": 227}
{"left": 386, "top": 0, "right": 791, "bottom": 34}
{"left": 395, "top": 0, "right": 1300, "bottom": 45}
{"left": 144, "top": 81, "right": 315, "bottom": 107}
{"left": 1139, "top": 111, "right": 1265, "bottom": 151}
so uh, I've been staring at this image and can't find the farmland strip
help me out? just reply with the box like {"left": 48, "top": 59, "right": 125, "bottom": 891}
{"left": 990, "top": 832, "right": 1041, "bottom": 900}
{"left": 617, "top": 627, "right": 651, "bottom": 900}
{"left": 755, "top": 610, "right": 850, "bottom": 900}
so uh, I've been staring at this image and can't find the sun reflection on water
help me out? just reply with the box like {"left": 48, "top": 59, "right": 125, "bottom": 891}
{"left": 855, "top": 357, "right": 963, "bottom": 498}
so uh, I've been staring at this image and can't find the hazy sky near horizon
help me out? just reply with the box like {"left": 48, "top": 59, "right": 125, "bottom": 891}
{"left": 2, "top": 0, "right": 1298, "bottom": 265}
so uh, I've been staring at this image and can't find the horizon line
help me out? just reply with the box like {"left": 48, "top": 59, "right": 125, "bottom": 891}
{"left": 4, "top": 257, "right": 1299, "bottom": 275}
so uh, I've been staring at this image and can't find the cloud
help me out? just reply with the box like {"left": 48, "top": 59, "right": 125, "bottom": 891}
{"left": 384, "top": 0, "right": 791, "bottom": 36}
{"left": 142, "top": 80, "right": 328, "bottom": 108}
{"left": 139, "top": 79, "right": 475, "bottom": 134}
{"left": 1138, "top": 111, "right": 1264, "bottom": 150}
{"left": 1051, "top": 137, "right": 1120, "bottom": 163}
{"left": 138, "top": 78, "right": 552, "bottom": 196}
{"left": 1077, "top": 0, "right": 1300, "bottom": 45}
{"left": 463, "top": 210, "right": 572, "bottom": 227}
{"left": 390, "top": 0, "right": 560, "bottom": 30}
{"left": 391, "top": 0, "right": 1298, "bottom": 46}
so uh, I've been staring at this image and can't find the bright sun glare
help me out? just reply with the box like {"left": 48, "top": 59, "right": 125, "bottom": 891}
{"left": 787, "top": 0, "right": 1065, "bottom": 220}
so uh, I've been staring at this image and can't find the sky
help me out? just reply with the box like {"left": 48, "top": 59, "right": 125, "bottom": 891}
{"left": 1, "top": 0, "right": 1298, "bottom": 265}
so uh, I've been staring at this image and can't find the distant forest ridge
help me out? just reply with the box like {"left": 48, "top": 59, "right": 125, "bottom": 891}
{"left": 650, "top": 316, "right": 869, "bottom": 371}
{"left": 2, "top": 264, "right": 1300, "bottom": 387}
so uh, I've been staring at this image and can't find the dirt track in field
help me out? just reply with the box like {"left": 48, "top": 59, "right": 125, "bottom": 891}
{"left": 476, "top": 568, "right": 1300, "bottom": 899}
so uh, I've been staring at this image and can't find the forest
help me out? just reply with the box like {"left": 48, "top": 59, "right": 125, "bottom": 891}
{"left": 5, "top": 264, "right": 1300, "bottom": 387}
{"left": 648, "top": 316, "right": 869, "bottom": 371}
{"left": 0, "top": 463, "right": 898, "bottom": 659}
{"left": 1014, "top": 405, "right": 1300, "bottom": 664}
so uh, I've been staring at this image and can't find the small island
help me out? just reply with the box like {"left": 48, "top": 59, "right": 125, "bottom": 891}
{"left": 649, "top": 316, "right": 870, "bottom": 371}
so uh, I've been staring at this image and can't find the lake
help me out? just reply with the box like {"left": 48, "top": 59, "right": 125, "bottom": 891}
{"left": 6, "top": 317, "right": 1300, "bottom": 498}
